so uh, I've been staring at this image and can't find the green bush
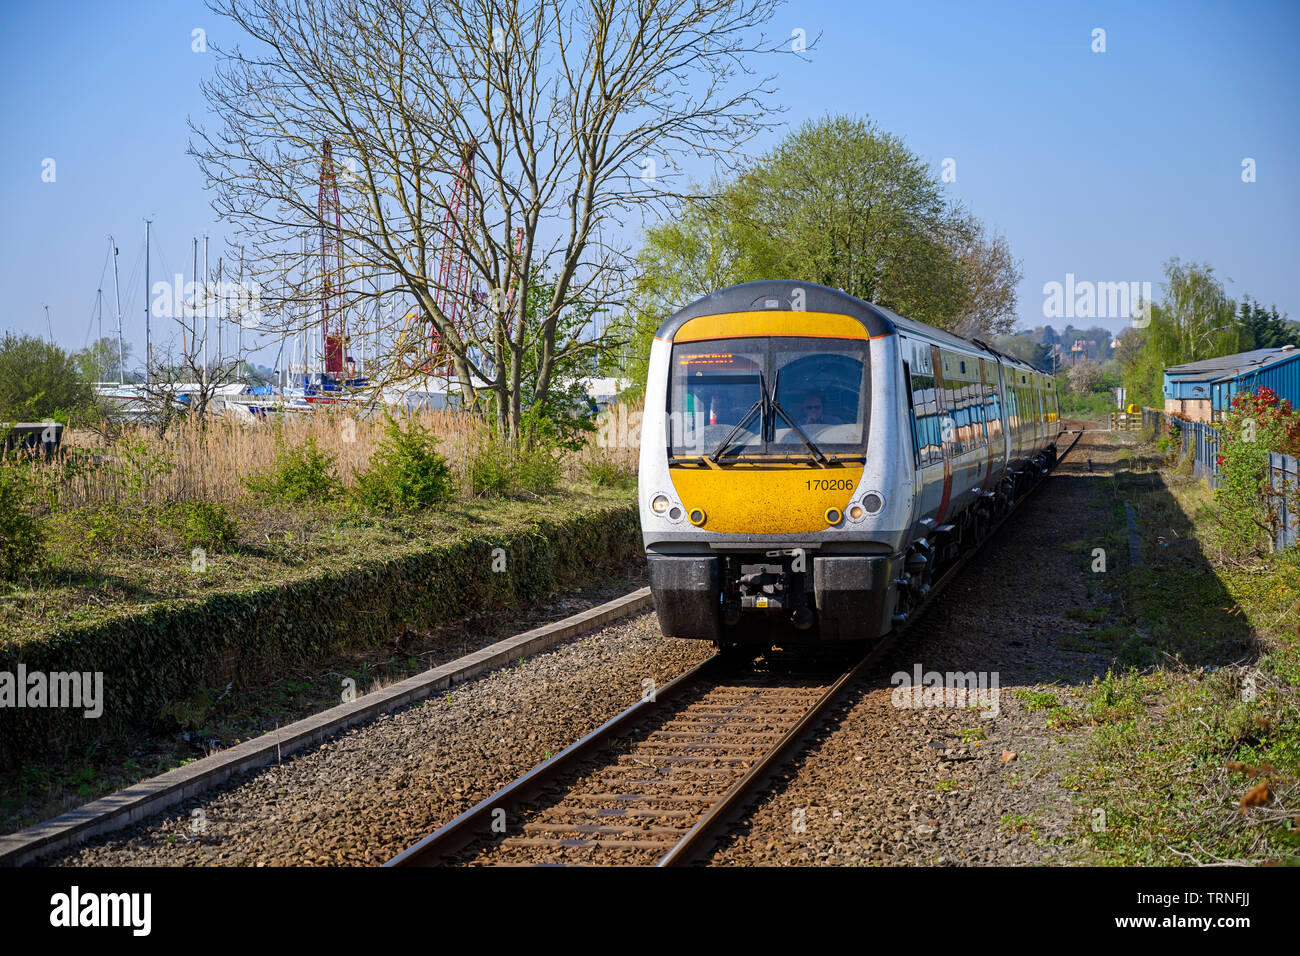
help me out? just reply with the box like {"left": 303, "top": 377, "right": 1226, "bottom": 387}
{"left": 178, "top": 501, "right": 240, "bottom": 552}
{"left": 468, "top": 437, "right": 562, "bottom": 497}
{"left": 1212, "top": 387, "right": 1300, "bottom": 556}
{"left": 511, "top": 442, "right": 562, "bottom": 495}
{"left": 468, "top": 437, "right": 513, "bottom": 497}
{"left": 0, "top": 465, "right": 45, "bottom": 579}
{"left": 581, "top": 456, "right": 636, "bottom": 488}
{"left": 353, "top": 415, "right": 454, "bottom": 511}
{"left": 245, "top": 436, "right": 342, "bottom": 503}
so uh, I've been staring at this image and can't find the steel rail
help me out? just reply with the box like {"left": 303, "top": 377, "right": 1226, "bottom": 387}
{"left": 384, "top": 654, "right": 726, "bottom": 866}
{"left": 656, "top": 426, "right": 1083, "bottom": 865}
{"left": 387, "top": 427, "right": 1083, "bottom": 867}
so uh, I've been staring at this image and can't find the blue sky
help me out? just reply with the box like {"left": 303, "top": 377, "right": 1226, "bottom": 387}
{"left": 1, "top": 0, "right": 1297, "bottom": 364}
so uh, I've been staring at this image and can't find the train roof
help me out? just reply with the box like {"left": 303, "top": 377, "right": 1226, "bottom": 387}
{"left": 655, "top": 280, "right": 1045, "bottom": 377}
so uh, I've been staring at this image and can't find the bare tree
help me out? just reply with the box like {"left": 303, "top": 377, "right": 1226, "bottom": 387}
{"left": 135, "top": 269, "right": 256, "bottom": 437}
{"left": 191, "top": 0, "right": 788, "bottom": 437}
{"left": 949, "top": 218, "right": 1023, "bottom": 338}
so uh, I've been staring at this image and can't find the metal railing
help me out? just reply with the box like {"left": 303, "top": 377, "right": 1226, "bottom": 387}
{"left": 1269, "top": 453, "right": 1300, "bottom": 552}
{"left": 1138, "top": 408, "right": 1221, "bottom": 489}
{"left": 1140, "top": 407, "right": 1300, "bottom": 550}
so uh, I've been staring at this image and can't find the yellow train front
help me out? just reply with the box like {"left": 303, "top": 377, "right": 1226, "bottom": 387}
{"left": 638, "top": 280, "right": 1059, "bottom": 650}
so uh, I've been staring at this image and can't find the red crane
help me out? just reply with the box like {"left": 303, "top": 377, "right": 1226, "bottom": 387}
{"left": 427, "top": 140, "right": 480, "bottom": 375}
{"left": 318, "top": 138, "right": 348, "bottom": 377}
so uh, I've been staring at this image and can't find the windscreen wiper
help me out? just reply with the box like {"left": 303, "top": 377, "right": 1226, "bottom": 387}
{"left": 707, "top": 372, "right": 768, "bottom": 463}
{"left": 766, "top": 370, "right": 828, "bottom": 464}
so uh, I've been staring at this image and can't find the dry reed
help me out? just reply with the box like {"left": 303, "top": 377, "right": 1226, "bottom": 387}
{"left": 30, "top": 400, "right": 642, "bottom": 509}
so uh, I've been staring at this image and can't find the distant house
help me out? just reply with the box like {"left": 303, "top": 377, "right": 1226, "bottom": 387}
{"left": 1162, "top": 345, "right": 1300, "bottom": 422}
{"left": 1068, "top": 339, "right": 1099, "bottom": 364}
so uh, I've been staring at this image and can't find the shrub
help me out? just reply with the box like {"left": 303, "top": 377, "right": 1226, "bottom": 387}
{"left": 511, "top": 442, "right": 562, "bottom": 495}
{"left": 178, "top": 501, "right": 240, "bottom": 552}
{"left": 468, "top": 436, "right": 562, "bottom": 497}
{"left": 581, "top": 456, "right": 636, "bottom": 488}
{"left": 244, "top": 436, "right": 342, "bottom": 503}
{"left": 1212, "top": 387, "right": 1300, "bottom": 556}
{"left": 353, "top": 415, "right": 454, "bottom": 511}
{"left": 467, "top": 436, "right": 513, "bottom": 497}
{"left": 0, "top": 465, "right": 45, "bottom": 579}
{"left": 1155, "top": 419, "right": 1183, "bottom": 461}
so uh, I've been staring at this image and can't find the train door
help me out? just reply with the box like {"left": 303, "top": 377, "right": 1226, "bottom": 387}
{"left": 930, "top": 344, "right": 955, "bottom": 524}
{"left": 901, "top": 344, "right": 924, "bottom": 516}
{"left": 978, "top": 358, "right": 998, "bottom": 492}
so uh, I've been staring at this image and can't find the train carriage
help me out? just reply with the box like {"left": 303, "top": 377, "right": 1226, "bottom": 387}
{"left": 638, "top": 280, "right": 1059, "bottom": 649}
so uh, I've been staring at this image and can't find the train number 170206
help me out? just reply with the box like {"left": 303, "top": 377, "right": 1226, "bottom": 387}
{"left": 805, "top": 478, "right": 854, "bottom": 491}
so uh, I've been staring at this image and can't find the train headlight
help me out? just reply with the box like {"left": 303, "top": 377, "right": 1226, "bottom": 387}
{"left": 651, "top": 494, "right": 671, "bottom": 514}
{"left": 861, "top": 492, "right": 884, "bottom": 514}
{"left": 847, "top": 504, "right": 865, "bottom": 522}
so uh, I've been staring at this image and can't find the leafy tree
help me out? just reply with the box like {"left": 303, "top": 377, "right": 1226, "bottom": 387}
{"left": 1119, "top": 259, "right": 1245, "bottom": 409}
{"left": 0, "top": 333, "right": 96, "bottom": 424}
{"left": 1067, "top": 361, "right": 1105, "bottom": 395}
{"left": 1237, "top": 298, "right": 1300, "bottom": 350}
{"left": 74, "top": 337, "right": 132, "bottom": 384}
{"left": 617, "top": 115, "right": 1023, "bottom": 380}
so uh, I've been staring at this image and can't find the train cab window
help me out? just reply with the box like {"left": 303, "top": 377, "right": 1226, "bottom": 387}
{"left": 668, "top": 336, "right": 869, "bottom": 459}
{"left": 771, "top": 338, "right": 870, "bottom": 453}
{"left": 668, "top": 342, "right": 765, "bottom": 457}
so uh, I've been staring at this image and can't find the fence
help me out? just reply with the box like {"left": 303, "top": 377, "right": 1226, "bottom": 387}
{"left": 1139, "top": 408, "right": 1222, "bottom": 489}
{"left": 1109, "top": 411, "right": 1143, "bottom": 431}
{"left": 1140, "top": 408, "right": 1300, "bottom": 550}
{"left": 1269, "top": 453, "right": 1300, "bottom": 551}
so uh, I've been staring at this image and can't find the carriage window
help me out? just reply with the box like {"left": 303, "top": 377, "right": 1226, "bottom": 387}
{"left": 910, "top": 370, "right": 939, "bottom": 465}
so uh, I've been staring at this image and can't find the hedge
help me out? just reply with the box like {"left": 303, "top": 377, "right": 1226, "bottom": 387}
{"left": 0, "top": 504, "right": 639, "bottom": 769}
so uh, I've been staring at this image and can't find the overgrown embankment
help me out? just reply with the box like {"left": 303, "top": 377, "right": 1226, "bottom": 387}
{"left": 1066, "top": 433, "right": 1300, "bottom": 864}
{"left": 1, "top": 408, "right": 643, "bottom": 772}
{"left": 0, "top": 497, "right": 640, "bottom": 769}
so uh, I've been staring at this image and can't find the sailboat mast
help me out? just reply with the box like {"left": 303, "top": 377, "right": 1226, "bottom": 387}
{"left": 110, "top": 236, "right": 124, "bottom": 386}
{"left": 144, "top": 218, "right": 152, "bottom": 385}
{"left": 96, "top": 289, "right": 104, "bottom": 382}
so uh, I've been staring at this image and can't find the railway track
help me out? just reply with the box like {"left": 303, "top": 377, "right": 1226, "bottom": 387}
{"left": 387, "top": 429, "right": 1083, "bottom": 867}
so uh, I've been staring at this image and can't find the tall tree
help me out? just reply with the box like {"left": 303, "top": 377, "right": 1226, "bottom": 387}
{"left": 74, "top": 337, "right": 132, "bottom": 384}
{"left": 0, "top": 334, "right": 96, "bottom": 423}
{"left": 1238, "top": 298, "right": 1300, "bottom": 349}
{"left": 617, "top": 114, "right": 1023, "bottom": 377}
{"left": 1119, "top": 259, "right": 1245, "bottom": 408}
{"left": 192, "top": 0, "right": 790, "bottom": 438}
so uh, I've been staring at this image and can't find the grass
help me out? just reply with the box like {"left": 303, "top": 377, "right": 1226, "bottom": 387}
{"left": 0, "top": 486, "right": 636, "bottom": 646}
{"left": 1062, "top": 437, "right": 1300, "bottom": 865}
{"left": 1, "top": 403, "right": 643, "bottom": 643}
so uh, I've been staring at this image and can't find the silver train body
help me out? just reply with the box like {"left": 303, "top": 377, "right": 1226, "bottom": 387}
{"left": 638, "top": 281, "right": 1060, "bottom": 647}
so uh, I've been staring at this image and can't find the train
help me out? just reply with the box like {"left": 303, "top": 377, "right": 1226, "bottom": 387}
{"left": 638, "top": 280, "right": 1061, "bottom": 649}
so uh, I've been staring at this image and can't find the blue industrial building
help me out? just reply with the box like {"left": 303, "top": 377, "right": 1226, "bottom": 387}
{"left": 1163, "top": 345, "right": 1300, "bottom": 421}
